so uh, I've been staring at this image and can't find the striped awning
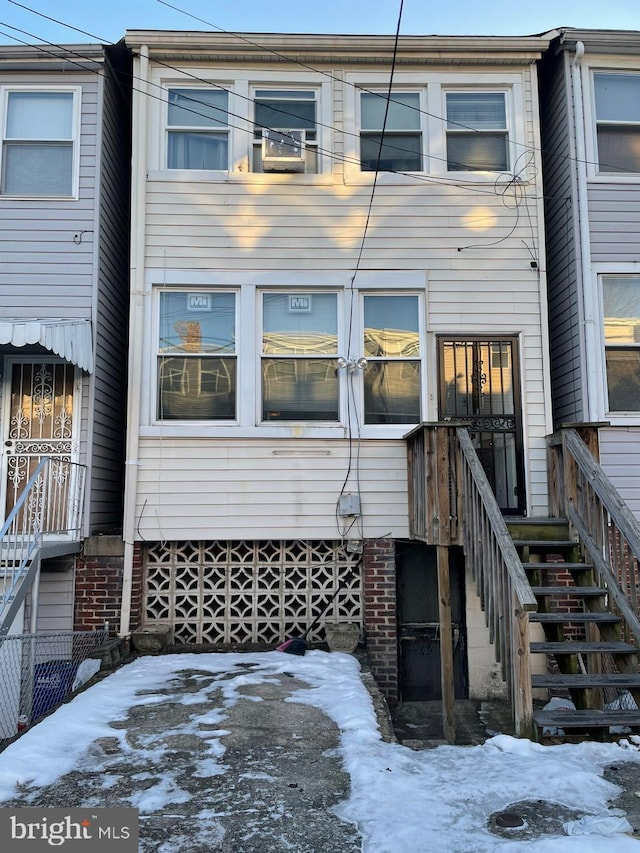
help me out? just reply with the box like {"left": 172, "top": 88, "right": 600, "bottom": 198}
{"left": 0, "top": 319, "right": 94, "bottom": 373}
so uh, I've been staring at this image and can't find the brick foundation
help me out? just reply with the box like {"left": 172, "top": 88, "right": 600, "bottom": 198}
{"left": 363, "top": 538, "right": 398, "bottom": 704}
{"left": 73, "top": 538, "right": 144, "bottom": 637}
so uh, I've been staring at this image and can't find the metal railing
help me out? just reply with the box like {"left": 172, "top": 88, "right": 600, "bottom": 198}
{"left": 0, "top": 629, "right": 108, "bottom": 740}
{"left": 1, "top": 458, "right": 86, "bottom": 636}
{"left": 405, "top": 423, "right": 537, "bottom": 737}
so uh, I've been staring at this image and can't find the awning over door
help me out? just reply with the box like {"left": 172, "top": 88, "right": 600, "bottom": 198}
{"left": 0, "top": 319, "right": 93, "bottom": 373}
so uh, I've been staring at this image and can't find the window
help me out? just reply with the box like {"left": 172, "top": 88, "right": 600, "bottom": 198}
{"left": 362, "top": 294, "right": 421, "bottom": 424}
{"left": 594, "top": 73, "right": 640, "bottom": 174}
{"left": 1, "top": 90, "right": 75, "bottom": 195}
{"left": 446, "top": 92, "right": 508, "bottom": 172}
{"left": 157, "top": 291, "right": 236, "bottom": 420}
{"left": 261, "top": 292, "right": 339, "bottom": 421}
{"left": 167, "top": 88, "right": 229, "bottom": 170}
{"left": 360, "top": 92, "right": 422, "bottom": 172}
{"left": 253, "top": 90, "right": 318, "bottom": 173}
{"left": 603, "top": 276, "right": 640, "bottom": 412}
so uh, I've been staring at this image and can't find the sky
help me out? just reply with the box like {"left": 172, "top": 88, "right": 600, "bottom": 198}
{"left": 0, "top": 0, "right": 638, "bottom": 47}
{"left": 1, "top": 650, "right": 640, "bottom": 851}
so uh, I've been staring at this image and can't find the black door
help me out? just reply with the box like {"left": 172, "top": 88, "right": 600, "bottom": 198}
{"left": 396, "top": 542, "right": 468, "bottom": 701}
{"left": 438, "top": 337, "right": 526, "bottom": 515}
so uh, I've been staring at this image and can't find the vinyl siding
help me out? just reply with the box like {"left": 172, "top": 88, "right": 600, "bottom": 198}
{"left": 0, "top": 74, "right": 98, "bottom": 320}
{"left": 89, "top": 47, "right": 131, "bottom": 532}
{"left": 588, "top": 184, "right": 640, "bottom": 263}
{"left": 539, "top": 49, "right": 585, "bottom": 426}
{"left": 132, "top": 54, "right": 551, "bottom": 537}
{"left": 36, "top": 569, "right": 74, "bottom": 632}
{"left": 599, "top": 427, "right": 640, "bottom": 520}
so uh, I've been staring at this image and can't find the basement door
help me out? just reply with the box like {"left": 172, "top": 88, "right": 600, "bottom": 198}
{"left": 438, "top": 337, "right": 526, "bottom": 515}
{"left": 1, "top": 360, "right": 78, "bottom": 523}
{"left": 397, "top": 542, "right": 468, "bottom": 702}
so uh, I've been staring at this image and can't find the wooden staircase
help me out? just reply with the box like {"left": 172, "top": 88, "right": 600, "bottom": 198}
{"left": 507, "top": 517, "right": 640, "bottom": 738}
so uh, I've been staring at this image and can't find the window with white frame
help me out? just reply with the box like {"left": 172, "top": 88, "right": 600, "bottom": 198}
{"left": 167, "top": 88, "right": 229, "bottom": 170}
{"left": 261, "top": 292, "right": 339, "bottom": 421}
{"left": 157, "top": 290, "right": 236, "bottom": 420}
{"left": 594, "top": 73, "right": 640, "bottom": 174}
{"left": 252, "top": 89, "right": 318, "bottom": 173}
{"left": 1, "top": 89, "right": 76, "bottom": 196}
{"left": 445, "top": 91, "right": 508, "bottom": 172}
{"left": 360, "top": 91, "right": 422, "bottom": 172}
{"left": 362, "top": 294, "right": 421, "bottom": 424}
{"left": 603, "top": 275, "right": 640, "bottom": 412}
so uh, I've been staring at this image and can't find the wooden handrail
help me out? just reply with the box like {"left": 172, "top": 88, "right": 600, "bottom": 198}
{"left": 549, "top": 427, "right": 640, "bottom": 641}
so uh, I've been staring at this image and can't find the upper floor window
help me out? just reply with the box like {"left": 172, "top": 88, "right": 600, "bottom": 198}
{"left": 363, "top": 294, "right": 421, "bottom": 424}
{"left": 261, "top": 292, "right": 339, "bottom": 421}
{"left": 253, "top": 89, "right": 318, "bottom": 173}
{"left": 446, "top": 92, "right": 508, "bottom": 172}
{"left": 603, "top": 275, "right": 640, "bottom": 412}
{"left": 1, "top": 89, "right": 76, "bottom": 196}
{"left": 360, "top": 92, "right": 422, "bottom": 172}
{"left": 167, "top": 88, "right": 229, "bottom": 170}
{"left": 157, "top": 290, "right": 236, "bottom": 420}
{"left": 594, "top": 73, "right": 640, "bottom": 174}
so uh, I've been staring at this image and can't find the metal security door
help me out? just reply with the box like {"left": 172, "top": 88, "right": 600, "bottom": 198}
{"left": 2, "top": 361, "right": 77, "bottom": 524}
{"left": 438, "top": 338, "right": 525, "bottom": 515}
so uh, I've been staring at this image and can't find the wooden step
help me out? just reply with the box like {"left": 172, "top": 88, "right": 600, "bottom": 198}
{"left": 530, "top": 641, "right": 638, "bottom": 654}
{"left": 530, "top": 586, "right": 604, "bottom": 597}
{"left": 522, "top": 562, "right": 593, "bottom": 572}
{"left": 512, "top": 539, "right": 578, "bottom": 550}
{"left": 529, "top": 612, "right": 622, "bottom": 624}
{"left": 534, "top": 709, "right": 640, "bottom": 729}
{"left": 532, "top": 673, "right": 640, "bottom": 689}
{"left": 506, "top": 518, "right": 570, "bottom": 541}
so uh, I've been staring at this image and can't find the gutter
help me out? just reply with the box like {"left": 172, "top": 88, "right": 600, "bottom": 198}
{"left": 119, "top": 45, "right": 149, "bottom": 638}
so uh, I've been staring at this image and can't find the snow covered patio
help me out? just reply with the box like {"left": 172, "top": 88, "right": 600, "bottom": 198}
{"left": 0, "top": 650, "right": 640, "bottom": 851}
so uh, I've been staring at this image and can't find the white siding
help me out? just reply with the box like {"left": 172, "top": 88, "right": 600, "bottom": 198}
{"left": 135, "top": 439, "right": 409, "bottom": 540}
{"left": 130, "top": 48, "right": 552, "bottom": 538}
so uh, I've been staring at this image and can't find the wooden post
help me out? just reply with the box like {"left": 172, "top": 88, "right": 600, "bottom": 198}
{"left": 437, "top": 544, "right": 456, "bottom": 744}
{"left": 512, "top": 594, "right": 534, "bottom": 739}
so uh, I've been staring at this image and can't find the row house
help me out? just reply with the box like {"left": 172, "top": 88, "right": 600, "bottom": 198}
{"left": 0, "top": 43, "right": 131, "bottom": 643}
{"left": 119, "top": 30, "right": 554, "bottom": 716}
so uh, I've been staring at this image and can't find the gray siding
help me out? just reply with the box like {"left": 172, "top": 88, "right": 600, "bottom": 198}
{"left": 0, "top": 73, "right": 98, "bottom": 319}
{"left": 540, "top": 49, "right": 585, "bottom": 425}
{"left": 588, "top": 184, "right": 640, "bottom": 263}
{"left": 89, "top": 46, "right": 131, "bottom": 532}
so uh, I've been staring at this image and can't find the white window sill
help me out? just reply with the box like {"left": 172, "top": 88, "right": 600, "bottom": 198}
{"left": 147, "top": 170, "right": 335, "bottom": 186}
{"left": 603, "top": 413, "right": 640, "bottom": 427}
{"left": 141, "top": 423, "right": 414, "bottom": 440}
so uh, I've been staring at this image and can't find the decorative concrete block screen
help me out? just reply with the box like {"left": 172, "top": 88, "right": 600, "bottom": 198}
{"left": 144, "top": 540, "right": 363, "bottom": 645}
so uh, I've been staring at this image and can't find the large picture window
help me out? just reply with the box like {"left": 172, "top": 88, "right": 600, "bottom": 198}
{"left": 167, "top": 88, "right": 229, "bottom": 170}
{"left": 362, "top": 294, "right": 421, "bottom": 424}
{"left": 261, "top": 292, "right": 339, "bottom": 421}
{"left": 446, "top": 92, "right": 508, "bottom": 172}
{"left": 360, "top": 92, "right": 422, "bottom": 172}
{"left": 157, "top": 291, "right": 236, "bottom": 420}
{"left": 2, "top": 90, "right": 76, "bottom": 195}
{"left": 594, "top": 73, "right": 640, "bottom": 174}
{"left": 603, "top": 276, "right": 640, "bottom": 412}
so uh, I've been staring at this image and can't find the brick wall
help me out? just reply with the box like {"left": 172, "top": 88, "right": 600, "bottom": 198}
{"left": 73, "top": 537, "right": 143, "bottom": 637}
{"left": 363, "top": 538, "right": 398, "bottom": 704}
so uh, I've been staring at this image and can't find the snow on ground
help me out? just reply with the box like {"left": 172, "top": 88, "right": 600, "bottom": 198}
{"left": 1, "top": 650, "right": 640, "bottom": 852}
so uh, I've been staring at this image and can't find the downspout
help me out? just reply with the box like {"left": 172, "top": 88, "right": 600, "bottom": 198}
{"left": 119, "top": 45, "right": 149, "bottom": 637}
{"left": 571, "top": 41, "right": 603, "bottom": 419}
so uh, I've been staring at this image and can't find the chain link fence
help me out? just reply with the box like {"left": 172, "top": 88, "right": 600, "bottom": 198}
{"left": 0, "top": 629, "right": 108, "bottom": 741}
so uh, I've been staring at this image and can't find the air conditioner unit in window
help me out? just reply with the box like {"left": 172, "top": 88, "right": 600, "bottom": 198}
{"left": 261, "top": 129, "right": 305, "bottom": 172}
